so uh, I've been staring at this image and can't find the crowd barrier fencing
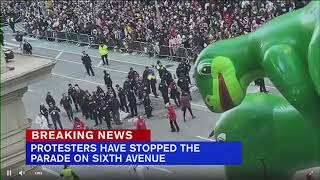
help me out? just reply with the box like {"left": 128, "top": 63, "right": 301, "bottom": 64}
{"left": 23, "top": 30, "right": 197, "bottom": 62}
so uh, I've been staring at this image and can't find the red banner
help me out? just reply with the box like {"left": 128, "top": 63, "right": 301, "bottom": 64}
{"left": 26, "top": 130, "right": 151, "bottom": 142}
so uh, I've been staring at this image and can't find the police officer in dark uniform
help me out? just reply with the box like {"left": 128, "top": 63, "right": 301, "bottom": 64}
{"left": 60, "top": 93, "right": 73, "bottom": 121}
{"left": 101, "top": 101, "right": 112, "bottom": 129}
{"left": 95, "top": 100, "right": 103, "bottom": 126}
{"left": 109, "top": 93, "right": 121, "bottom": 125}
{"left": 40, "top": 103, "right": 52, "bottom": 126}
{"left": 142, "top": 92, "right": 152, "bottom": 118}
{"left": 136, "top": 79, "right": 144, "bottom": 105}
{"left": 127, "top": 89, "right": 138, "bottom": 117}
{"left": 88, "top": 95, "right": 100, "bottom": 126}
{"left": 81, "top": 51, "right": 95, "bottom": 76}
{"left": 123, "top": 78, "right": 131, "bottom": 92}
{"left": 177, "top": 76, "right": 192, "bottom": 100}
{"left": 128, "top": 67, "right": 139, "bottom": 80}
{"left": 182, "top": 60, "right": 192, "bottom": 84}
{"left": 176, "top": 63, "right": 185, "bottom": 79}
{"left": 68, "top": 84, "right": 79, "bottom": 111}
{"left": 162, "top": 68, "right": 173, "bottom": 86}
{"left": 256, "top": 78, "right": 268, "bottom": 93}
{"left": 46, "top": 92, "right": 56, "bottom": 107}
{"left": 80, "top": 90, "right": 90, "bottom": 119}
{"left": 169, "top": 81, "right": 181, "bottom": 107}
{"left": 96, "top": 86, "right": 105, "bottom": 96}
{"left": 117, "top": 86, "right": 129, "bottom": 113}
{"left": 103, "top": 70, "right": 112, "bottom": 88}
{"left": 49, "top": 103, "right": 63, "bottom": 129}
{"left": 159, "top": 79, "right": 170, "bottom": 105}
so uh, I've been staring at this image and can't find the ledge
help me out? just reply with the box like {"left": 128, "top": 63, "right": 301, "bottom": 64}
{"left": 1, "top": 54, "right": 56, "bottom": 96}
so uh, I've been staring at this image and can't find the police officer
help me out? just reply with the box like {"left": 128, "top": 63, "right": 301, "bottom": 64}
{"left": 127, "top": 89, "right": 138, "bottom": 117}
{"left": 46, "top": 92, "right": 56, "bottom": 107}
{"left": 40, "top": 103, "right": 52, "bottom": 126}
{"left": 123, "top": 78, "right": 131, "bottom": 92}
{"left": 136, "top": 79, "right": 145, "bottom": 105}
{"left": 101, "top": 101, "right": 112, "bottom": 129}
{"left": 159, "top": 79, "right": 170, "bottom": 105}
{"left": 109, "top": 93, "right": 121, "bottom": 125}
{"left": 103, "top": 70, "right": 112, "bottom": 88}
{"left": 81, "top": 51, "right": 95, "bottom": 76}
{"left": 96, "top": 86, "right": 105, "bottom": 96}
{"left": 68, "top": 84, "right": 79, "bottom": 111}
{"left": 60, "top": 93, "right": 73, "bottom": 121}
{"left": 169, "top": 81, "right": 180, "bottom": 107}
{"left": 183, "top": 59, "right": 192, "bottom": 84}
{"left": 128, "top": 67, "right": 139, "bottom": 80}
{"left": 143, "top": 66, "right": 151, "bottom": 82}
{"left": 256, "top": 78, "right": 268, "bottom": 93}
{"left": 147, "top": 72, "right": 159, "bottom": 97}
{"left": 99, "top": 43, "right": 109, "bottom": 65}
{"left": 80, "top": 90, "right": 90, "bottom": 119}
{"left": 60, "top": 165, "right": 79, "bottom": 180}
{"left": 162, "top": 68, "right": 173, "bottom": 86}
{"left": 88, "top": 95, "right": 100, "bottom": 126}
{"left": 156, "top": 60, "right": 166, "bottom": 79}
{"left": 177, "top": 76, "right": 192, "bottom": 100}
{"left": 142, "top": 92, "right": 152, "bottom": 118}
{"left": 176, "top": 63, "right": 185, "bottom": 79}
{"left": 49, "top": 103, "right": 63, "bottom": 129}
{"left": 117, "top": 86, "right": 129, "bottom": 113}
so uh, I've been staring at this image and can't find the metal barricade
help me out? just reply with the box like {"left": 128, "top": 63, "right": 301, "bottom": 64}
{"left": 45, "top": 30, "right": 55, "bottom": 41}
{"left": 78, "top": 33, "right": 90, "bottom": 46}
{"left": 56, "top": 31, "right": 67, "bottom": 42}
{"left": 131, "top": 41, "right": 142, "bottom": 52}
{"left": 176, "top": 46, "right": 188, "bottom": 61}
{"left": 65, "top": 31, "right": 78, "bottom": 43}
{"left": 159, "top": 45, "right": 170, "bottom": 58}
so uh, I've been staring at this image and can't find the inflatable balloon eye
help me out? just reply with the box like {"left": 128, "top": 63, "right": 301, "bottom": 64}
{"left": 197, "top": 63, "right": 211, "bottom": 76}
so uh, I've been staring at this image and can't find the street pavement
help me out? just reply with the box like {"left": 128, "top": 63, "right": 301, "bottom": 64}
{"left": 3, "top": 25, "right": 315, "bottom": 180}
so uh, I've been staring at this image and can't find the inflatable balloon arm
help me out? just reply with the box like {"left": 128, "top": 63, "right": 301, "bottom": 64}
{"left": 308, "top": 18, "right": 320, "bottom": 96}
{"left": 263, "top": 44, "right": 320, "bottom": 120}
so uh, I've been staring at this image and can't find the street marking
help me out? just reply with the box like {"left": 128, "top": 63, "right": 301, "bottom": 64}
{"left": 97, "top": 60, "right": 103, "bottom": 67}
{"left": 55, "top": 51, "right": 64, "bottom": 59}
{"left": 4, "top": 42, "right": 19, "bottom": 47}
{"left": 3, "top": 46, "right": 14, "bottom": 50}
{"left": 196, "top": 136, "right": 216, "bottom": 142}
{"left": 52, "top": 73, "right": 104, "bottom": 86}
{"left": 32, "top": 53, "right": 129, "bottom": 74}
{"left": 42, "top": 166, "right": 60, "bottom": 177}
{"left": 153, "top": 166, "right": 174, "bottom": 174}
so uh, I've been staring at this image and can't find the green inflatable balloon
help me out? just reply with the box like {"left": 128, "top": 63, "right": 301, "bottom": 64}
{"left": 195, "top": 1, "right": 320, "bottom": 180}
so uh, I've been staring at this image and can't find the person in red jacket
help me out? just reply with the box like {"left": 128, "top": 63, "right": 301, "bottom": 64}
{"left": 135, "top": 116, "right": 147, "bottom": 130}
{"left": 166, "top": 103, "right": 180, "bottom": 132}
{"left": 73, "top": 117, "right": 85, "bottom": 130}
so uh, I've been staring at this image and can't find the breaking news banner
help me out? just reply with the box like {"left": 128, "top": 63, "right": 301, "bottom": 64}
{"left": 26, "top": 130, "right": 242, "bottom": 165}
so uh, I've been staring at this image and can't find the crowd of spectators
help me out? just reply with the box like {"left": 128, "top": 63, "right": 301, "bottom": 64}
{"left": 2, "top": 0, "right": 310, "bottom": 59}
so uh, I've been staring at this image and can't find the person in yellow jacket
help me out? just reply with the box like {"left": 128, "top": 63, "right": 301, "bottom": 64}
{"left": 60, "top": 165, "right": 79, "bottom": 180}
{"left": 98, "top": 43, "right": 109, "bottom": 65}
